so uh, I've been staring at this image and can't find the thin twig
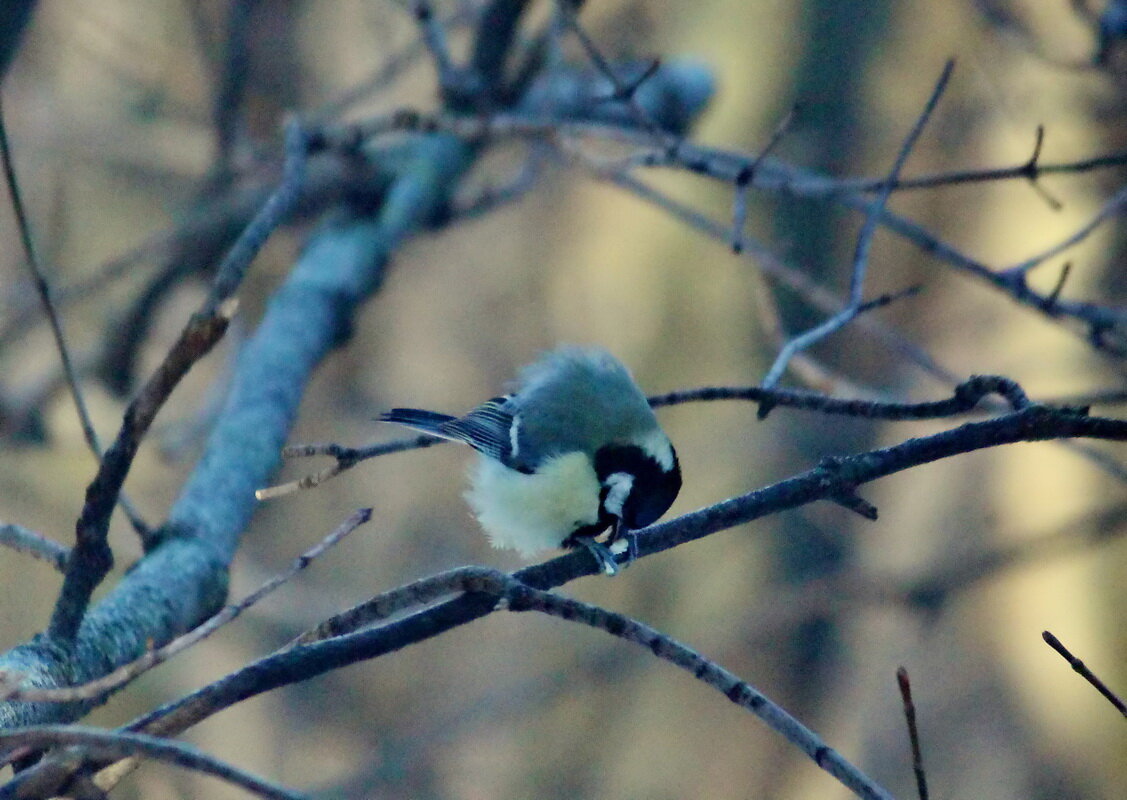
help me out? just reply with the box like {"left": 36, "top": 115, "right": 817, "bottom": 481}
{"left": 262, "top": 374, "right": 1038, "bottom": 497}
{"left": 286, "top": 565, "right": 505, "bottom": 647}
{"left": 896, "top": 667, "right": 930, "bottom": 800}
{"left": 842, "top": 149, "right": 1127, "bottom": 193}
{"left": 732, "top": 105, "right": 799, "bottom": 253}
{"left": 380, "top": 105, "right": 1127, "bottom": 190}
{"left": 204, "top": 120, "right": 310, "bottom": 317}
{"left": 0, "top": 725, "right": 307, "bottom": 800}
{"left": 1018, "top": 125, "right": 1062, "bottom": 211}
{"left": 288, "top": 568, "right": 893, "bottom": 800}
{"left": 762, "top": 60, "right": 954, "bottom": 388}
{"left": 412, "top": 1, "right": 462, "bottom": 94}
{"left": 256, "top": 434, "right": 443, "bottom": 498}
{"left": 650, "top": 374, "right": 1034, "bottom": 418}
{"left": 557, "top": 2, "right": 673, "bottom": 142}
{"left": 263, "top": 375, "right": 1053, "bottom": 497}
{"left": 5, "top": 509, "right": 371, "bottom": 704}
{"left": 504, "top": 581, "right": 895, "bottom": 800}
{"left": 0, "top": 523, "right": 69, "bottom": 573}
{"left": 47, "top": 300, "right": 240, "bottom": 642}
{"left": 0, "top": 96, "right": 102, "bottom": 466}
{"left": 1042, "top": 630, "right": 1127, "bottom": 718}
{"left": 0, "top": 95, "right": 151, "bottom": 537}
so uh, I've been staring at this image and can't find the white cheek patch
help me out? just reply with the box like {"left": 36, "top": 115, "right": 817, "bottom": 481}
{"left": 602, "top": 471, "right": 634, "bottom": 518}
{"left": 632, "top": 428, "right": 675, "bottom": 471}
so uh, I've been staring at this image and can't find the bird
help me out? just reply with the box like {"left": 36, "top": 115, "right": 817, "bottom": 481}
{"left": 378, "top": 346, "right": 681, "bottom": 573}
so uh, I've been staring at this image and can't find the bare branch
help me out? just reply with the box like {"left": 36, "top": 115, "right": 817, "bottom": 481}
{"left": 502, "top": 583, "right": 895, "bottom": 800}
{"left": 0, "top": 523, "right": 69, "bottom": 573}
{"left": 761, "top": 60, "right": 954, "bottom": 388}
{"left": 48, "top": 300, "right": 239, "bottom": 642}
{"left": 119, "top": 403, "right": 1125, "bottom": 747}
{"left": 1042, "top": 630, "right": 1127, "bottom": 718}
{"left": 6, "top": 509, "right": 371, "bottom": 704}
{"left": 264, "top": 376, "right": 1110, "bottom": 499}
{"left": 896, "top": 667, "right": 930, "bottom": 800}
{"left": 257, "top": 434, "right": 443, "bottom": 498}
{"left": 204, "top": 567, "right": 898, "bottom": 800}
{"left": 0, "top": 725, "right": 307, "bottom": 800}
{"left": 651, "top": 373, "right": 1033, "bottom": 419}
{"left": 360, "top": 105, "right": 1126, "bottom": 353}
{"left": 732, "top": 105, "right": 799, "bottom": 254}
{"left": 287, "top": 566, "right": 506, "bottom": 647}
{"left": 0, "top": 95, "right": 151, "bottom": 537}
{"left": 204, "top": 120, "right": 311, "bottom": 317}
{"left": 844, "top": 149, "right": 1127, "bottom": 192}
{"left": 0, "top": 96, "right": 101, "bottom": 467}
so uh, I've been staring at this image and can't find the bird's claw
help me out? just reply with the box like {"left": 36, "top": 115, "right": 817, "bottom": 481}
{"left": 577, "top": 537, "right": 619, "bottom": 576}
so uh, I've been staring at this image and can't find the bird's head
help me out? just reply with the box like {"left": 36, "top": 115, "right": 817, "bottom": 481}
{"left": 594, "top": 430, "right": 681, "bottom": 532}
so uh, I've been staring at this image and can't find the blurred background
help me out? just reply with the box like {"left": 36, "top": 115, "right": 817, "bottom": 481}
{"left": 0, "top": 1, "right": 1124, "bottom": 798}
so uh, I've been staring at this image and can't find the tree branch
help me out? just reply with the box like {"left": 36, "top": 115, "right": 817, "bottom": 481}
{"left": 4, "top": 510, "right": 371, "bottom": 705}
{"left": 0, "top": 725, "right": 306, "bottom": 800}
{"left": 117, "top": 404, "right": 1124, "bottom": 746}
{"left": 0, "top": 523, "right": 68, "bottom": 573}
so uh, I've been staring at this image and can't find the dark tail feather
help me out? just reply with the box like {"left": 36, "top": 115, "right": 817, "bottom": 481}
{"left": 378, "top": 408, "right": 458, "bottom": 437}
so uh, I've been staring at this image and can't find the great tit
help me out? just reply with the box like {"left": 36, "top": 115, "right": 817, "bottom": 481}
{"left": 379, "top": 346, "right": 681, "bottom": 573}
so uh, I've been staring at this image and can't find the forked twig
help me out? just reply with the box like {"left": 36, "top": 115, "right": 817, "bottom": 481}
{"left": 4, "top": 509, "right": 371, "bottom": 704}
{"left": 762, "top": 60, "right": 954, "bottom": 389}
{"left": 47, "top": 121, "right": 312, "bottom": 643}
{"left": 47, "top": 301, "right": 239, "bottom": 642}
{"left": 732, "top": 105, "right": 800, "bottom": 254}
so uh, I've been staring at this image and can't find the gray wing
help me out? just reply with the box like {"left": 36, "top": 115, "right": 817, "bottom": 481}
{"left": 381, "top": 396, "right": 519, "bottom": 465}
{"left": 438, "top": 396, "right": 516, "bottom": 463}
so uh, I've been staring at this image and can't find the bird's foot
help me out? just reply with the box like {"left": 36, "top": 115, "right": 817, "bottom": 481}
{"left": 575, "top": 536, "right": 619, "bottom": 576}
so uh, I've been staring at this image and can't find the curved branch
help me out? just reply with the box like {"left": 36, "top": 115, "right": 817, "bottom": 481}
{"left": 122, "top": 405, "right": 1124, "bottom": 741}
{"left": 0, "top": 725, "right": 306, "bottom": 800}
